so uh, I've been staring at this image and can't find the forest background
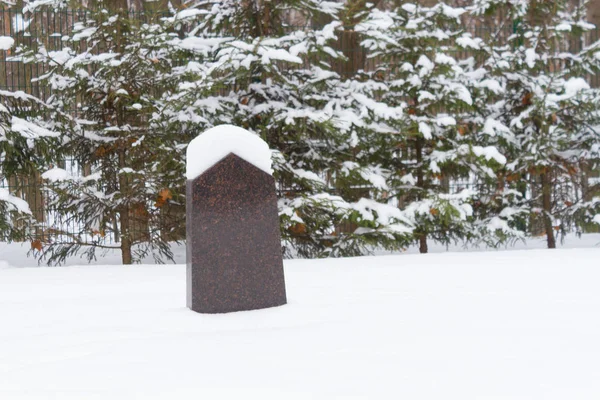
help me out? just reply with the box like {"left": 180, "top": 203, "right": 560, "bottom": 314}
{"left": 0, "top": 0, "right": 599, "bottom": 265}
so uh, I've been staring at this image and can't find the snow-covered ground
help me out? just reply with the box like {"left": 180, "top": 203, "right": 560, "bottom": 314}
{"left": 1, "top": 244, "right": 600, "bottom": 399}
{"left": 1, "top": 232, "right": 599, "bottom": 267}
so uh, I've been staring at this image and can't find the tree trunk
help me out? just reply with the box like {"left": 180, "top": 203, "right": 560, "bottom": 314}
{"left": 529, "top": 175, "right": 544, "bottom": 236}
{"left": 337, "top": 1, "right": 368, "bottom": 79}
{"left": 118, "top": 150, "right": 133, "bottom": 264}
{"left": 419, "top": 234, "right": 428, "bottom": 254}
{"left": 541, "top": 170, "right": 556, "bottom": 249}
{"left": 415, "top": 136, "right": 428, "bottom": 253}
{"left": 120, "top": 210, "right": 133, "bottom": 264}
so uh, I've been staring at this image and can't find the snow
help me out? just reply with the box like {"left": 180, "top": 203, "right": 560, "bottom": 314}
{"left": 314, "top": 1, "right": 342, "bottom": 16}
{"left": 434, "top": 53, "right": 456, "bottom": 66}
{"left": 419, "top": 121, "right": 433, "bottom": 139}
{"left": 176, "top": 8, "right": 205, "bottom": 19}
{"left": 400, "top": 172, "right": 416, "bottom": 185}
{"left": 576, "top": 21, "right": 596, "bottom": 30}
{"left": 405, "top": 19, "right": 420, "bottom": 30}
{"left": 351, "top": 92, "right": 403, "bottom": 120}
{"left": 0, "top": 188, "right": 31, "bottom": 214}
{"left": 478, "top": 78, "right": 503, "bottom": 94}
{"left": 353, "top": 198, "right": 411, "bottom": 228}
{"left": 175, "top": 37, "right": 228, "bottom": 55}
{"left": 186, "top": 125, "right": 273, "bottom": 180}
{"left": 594, "top": 214, "right": 600, "bottom": 224}
{"left": 563, "top": 77, "right": 590, "bottom": 96}
{"left": 10, "top": 116, "right": 60, "bottom": 138}
{"left": 482, "top": 118, "right": 511, "bottom": 136}
{"left": 456, "top": 34, "right": 482, "bottom": 50}
{"left": 547, "top": 77, "right": 591, "bottom": 102}
{"left": 472, "top": 145, "right": 507, "bottom": 164}
{"left": 525, "top": 48, "right": 538, "bottom": 68}
{"left": 11, "top": 13, "right": 30, "bottom": 33}
{"left": 261, "top": 48, "right": 303, "bottom": 65}
{"left": 440, "top": 4, "right": 465, "bottom": 19}
{"left": 223, "top": 40, "right": 303, "bottom": 66}
{"left": 2, "top": 234, "right": 598, "bottom": 268}
{"left": 292, "top": 168, "right": 326, "bottom": 184}
{"left": 340, "top": 162, "right": 389, "bottom": 191}
{"left": 451, "top": 84, "right": 473, "bottom": 105}
{"left": 42, "top": 167, "right": 71, "bottom": 182}
{"left": 416, "top": 55, "right": 434, "bottom": 76}
{"left": 22, "top": 0, "right": 63, "bottom": 12}
{"left": 72, "top": 26, "right": 97, "bottom": 41}
{"left": 401, "top": 3, "right": 417, "bottom": 13}
{"left": 436, "top": 115, "right": 456, "bottom": 126}
{"left": 0, "top": 36, "right": 14, "bottom": 50}
{"left": 417, "top": 90, "right": 436, "bottom": 102}
{"left": 1, "top": 246, "right": 599, "bottom": 399}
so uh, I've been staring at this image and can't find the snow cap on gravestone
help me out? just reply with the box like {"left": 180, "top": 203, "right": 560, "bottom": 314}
{"left": 186, "top": 125, "right": 273, "bottom": 180}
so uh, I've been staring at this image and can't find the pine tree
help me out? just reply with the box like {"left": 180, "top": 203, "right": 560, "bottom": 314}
{"left": 16, "top": 2, "right": 197, "bottom": 264}
{"left": 166, "top": 0, "right": 414, "bottom": 257}
{"left": 0, "top": 89, "right": 32, "bottom": 240}
{"left": 0, "top": 74, "right": 66, "bottom": 242}
{"left": 356, "top": 2, "right": 510, "bottom": 253}
{"left": 472, "top": 0, "right": 600, "bottom": 247}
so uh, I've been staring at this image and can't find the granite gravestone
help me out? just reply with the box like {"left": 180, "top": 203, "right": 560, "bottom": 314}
{"left": 186, "top": 125, "right": 287, "bottom": 313}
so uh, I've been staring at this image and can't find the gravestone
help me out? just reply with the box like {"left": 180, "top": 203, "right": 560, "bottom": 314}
{"left": 186, "top": 125, "right": 287, "bottom": 313}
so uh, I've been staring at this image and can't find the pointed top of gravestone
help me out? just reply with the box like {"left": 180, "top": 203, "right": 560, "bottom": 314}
{"left": 186, "top": 124, "right": 273, "bottom": 180}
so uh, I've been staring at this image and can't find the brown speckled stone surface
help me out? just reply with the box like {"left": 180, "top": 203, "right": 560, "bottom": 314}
{"left": 186, "top": 153, "right": 287, "bottom": 313}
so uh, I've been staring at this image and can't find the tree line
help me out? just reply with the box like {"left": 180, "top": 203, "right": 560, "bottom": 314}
{"left": 0, "top": 0, "right": 599, "bottom": 265}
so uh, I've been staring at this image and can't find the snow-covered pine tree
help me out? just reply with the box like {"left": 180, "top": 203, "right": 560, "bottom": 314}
{"left": 472, "top": 0, "right": 600, "bottom": 247}
{"left": 1, "top": 34, "right": 66, "bottom": 241}
{"left": 16, "top": 2, "right": 199, "bottom": 264}
{"left": 357, "top": 2, "right": 509, "bottom": 253}
{"left": 166, "top": 0, "right": 414, "bottom": 257}
{"left": 0, "top": 89, "right": 35, "bottom": 241}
